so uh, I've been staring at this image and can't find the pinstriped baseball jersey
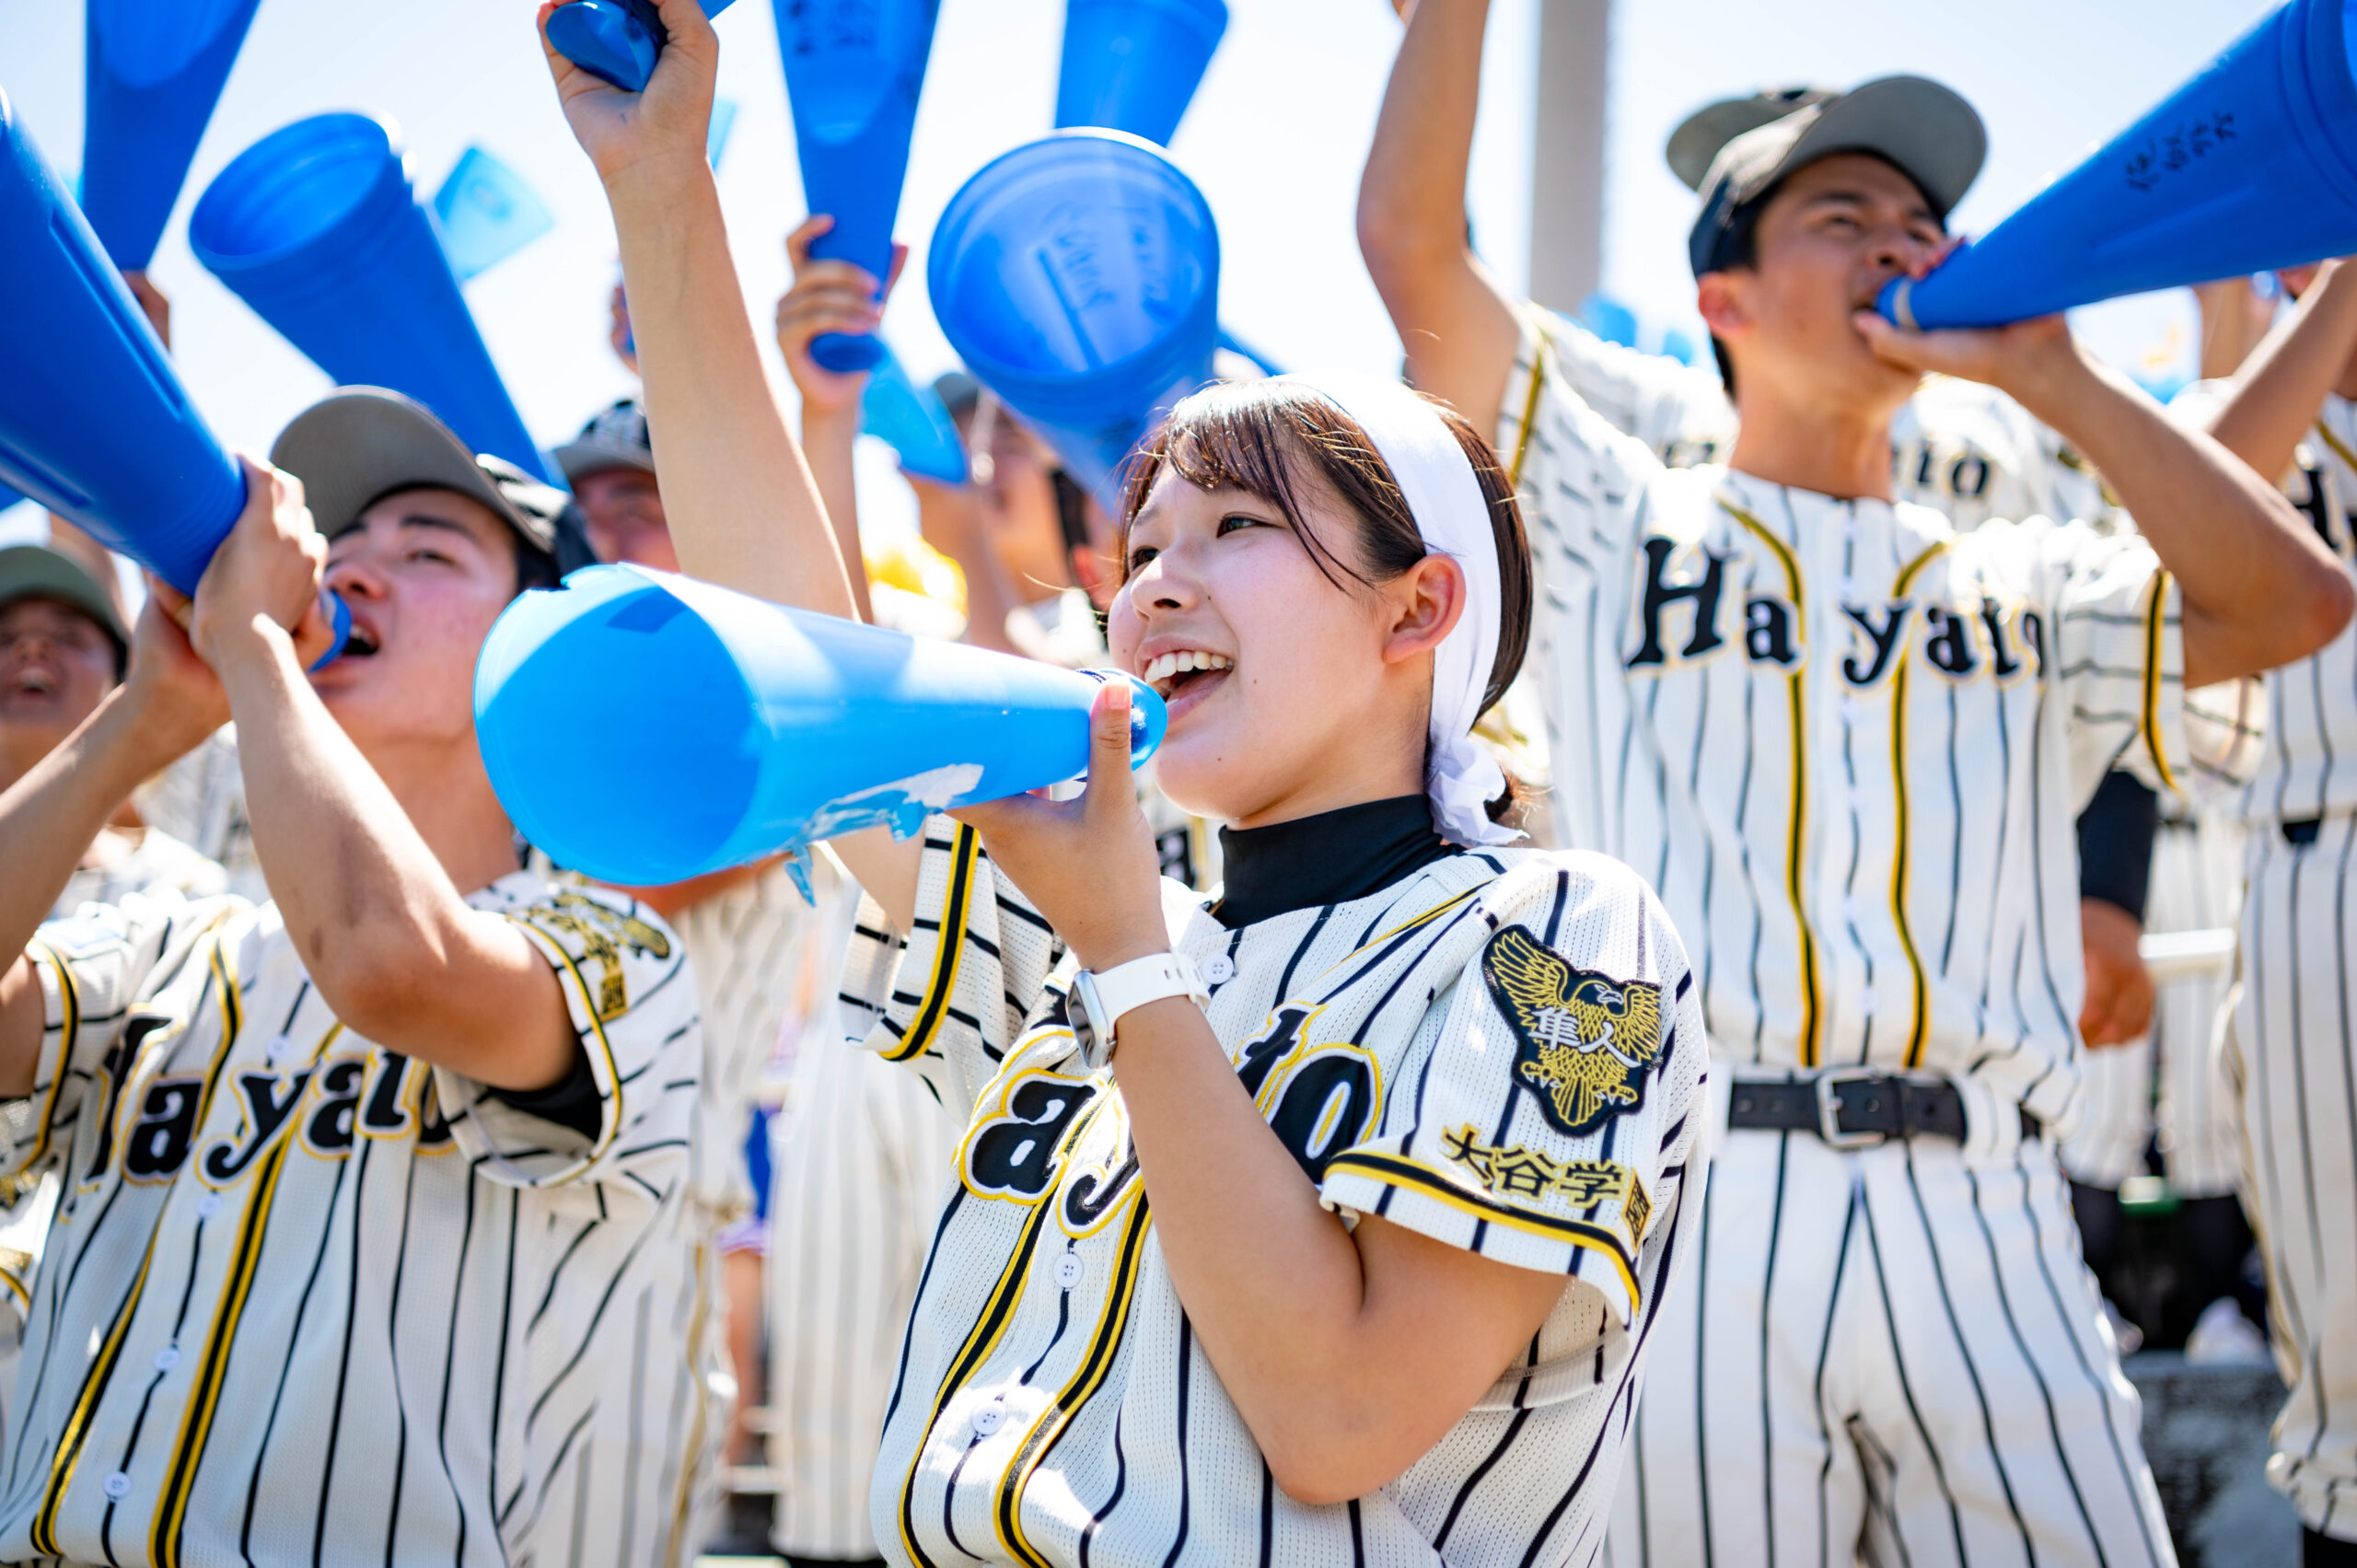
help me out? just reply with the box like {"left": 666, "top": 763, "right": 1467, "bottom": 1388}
{"left": 1499, "top": 319, "right": 2195, "bottom": 1123}
{"left": 1520, "top": 307, "right": 2121, "bottom": 530}
{"left": 2173, "top": 384, "right": 2357, "bottom": 827}
{"left": 0, "top": 873, "right": 699, "bottom": 1567}
{"left": 52, "top": 831, "right": 226, "bottom": 920}
{"left": 836, "top": 817, "right": 1707, "bottom": 1568}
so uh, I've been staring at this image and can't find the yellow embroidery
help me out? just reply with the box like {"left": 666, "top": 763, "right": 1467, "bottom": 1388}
{"left": 1439, "top": 1124, "right": 1645, "bottom": 1233}
{"left": 530, "top": 891, "right": 670, "bottom": 1021}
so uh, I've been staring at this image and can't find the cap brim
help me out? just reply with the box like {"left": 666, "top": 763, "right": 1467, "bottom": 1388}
{"left": 271, "top": 388, "right": 540, "bottom": 546}
{"left": 1773, "top": 76, "right": 1985, "bottom": 217}
{"left": 552, "top": 436, "right": 656, "bottom": 484}
{"left": 0, "top": 545, "right": 127, "bottom": 651}
{"left": 1666, "top": 90, "right": 1836, "bottom": 192}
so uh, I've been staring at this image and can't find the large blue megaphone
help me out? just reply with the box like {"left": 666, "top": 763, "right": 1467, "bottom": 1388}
{"left": 80, "top": 0, "right": 267, "bottom": 269}
{"left": 1054, "top": 0, "right": 1228, "bottom": 146}
{"left": 776, "top": 0, "right": 942, "bottom": 372}
{"left": 1880, "top": 0, "right": 2357, "bottom": 330}
{"left": 545, "top": 0, "right": 737, "bottom": 93}
{"left": 191, "top": 113, "right": 553, "bottom": 482}
{"left": 0, "top": 93, "right": 348, "bottom": 656}
{"left": 473, "top": 563, "right": 1167, "bottom": 883}
{"left": 929, "top": 130, "right": 1220, "bottom": 505}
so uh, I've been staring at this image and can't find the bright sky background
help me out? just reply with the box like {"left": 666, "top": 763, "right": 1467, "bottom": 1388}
{"left": 0, "top": 0, "right": 2285, "bottom": 543}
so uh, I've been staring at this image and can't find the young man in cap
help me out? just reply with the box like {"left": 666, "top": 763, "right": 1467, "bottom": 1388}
{"left": 0, "top": 388, "right": 702, "bottom": 1568}
{"left": 1361, "top": 6, "right": 2349, "bottom": 1562}
{"left": 2170, "top": 259, "right": 2357, "bottom": 1566}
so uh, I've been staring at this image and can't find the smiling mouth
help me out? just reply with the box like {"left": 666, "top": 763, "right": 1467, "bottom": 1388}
{"left": 1142, "top": 650, "right": 1234, "bottom": 701}
{"left": 4, "top": 668, "right": 58, "bottom": 696}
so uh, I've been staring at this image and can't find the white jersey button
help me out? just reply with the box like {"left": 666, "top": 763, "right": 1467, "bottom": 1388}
{"left": 1856, "top": 987, "right": 1879, "bottom": 1016}
{"left": 1054, "top": 1253, "right": 1085, "bottom": 1290}
{"left": 103, "top": 1471, "right": 132, "bottom": 1499}
{"left": 1203, "top": 954, "right": 1236, "bottom": 986}
{"left": 194, "top": 1193, "right": 223, "bottom": 1221}
{"left": 265, "top": 1033, "right": 294, "bottom": 1063}
{"left": 971, "top": 1400, "right": 1006, "bottom": 1437}
{"left": 153, "top": 1345, "right": 180, "bottom": 1372}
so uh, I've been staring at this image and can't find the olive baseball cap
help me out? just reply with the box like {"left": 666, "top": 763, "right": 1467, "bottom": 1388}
{"left": 1687, "top": 76, "right": 1986, "bottom": 279}
{"left": 552, "top": 398, "right": 655, "bottom": 484}
{"left": 0, "top": 544, "right": 128, "bottom": 659}
{"left": 269, "top": 388, "right": 568, "bottom": 558}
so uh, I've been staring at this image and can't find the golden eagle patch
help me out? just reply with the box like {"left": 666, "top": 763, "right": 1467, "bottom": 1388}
{"left": 1481, "top": 926, "right": 1667, "bottom": 1137}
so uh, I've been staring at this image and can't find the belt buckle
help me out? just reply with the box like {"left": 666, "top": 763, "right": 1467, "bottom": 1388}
{"left": 1815, "top": 1067, "right": 1886, "bottom": 1149}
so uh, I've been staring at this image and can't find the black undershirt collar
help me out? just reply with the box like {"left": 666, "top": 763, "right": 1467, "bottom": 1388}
{"left": 1213, "top": 795, "right": 1458, "bottom": 929}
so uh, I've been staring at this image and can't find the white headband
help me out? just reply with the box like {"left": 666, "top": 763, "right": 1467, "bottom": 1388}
{"left": 1275, "top": 373, "right": 1520, "bottom": 848}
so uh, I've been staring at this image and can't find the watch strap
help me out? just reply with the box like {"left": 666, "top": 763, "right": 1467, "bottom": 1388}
{"left": 1090, "top": 951, "right": 1210, "bottom": 1037}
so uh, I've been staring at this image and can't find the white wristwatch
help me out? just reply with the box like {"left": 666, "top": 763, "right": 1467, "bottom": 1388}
{"left": 1068, "top": 952, "right": 1210, "bottom": 1071}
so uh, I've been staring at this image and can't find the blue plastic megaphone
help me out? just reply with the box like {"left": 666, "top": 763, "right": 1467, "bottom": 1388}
{"left": 545, "top": 0, "right": 737, "bottom": 93}
{"left": 432, "top": 147, "right": 555, "bottom": 283}
{"left": 775, "top": 0, "right": 943, "bottom": 371}
{"left": 1880, "top": 0, "right": 2357, "bottom": 329}
{"left": 861, "top": 346, "right": 969, "bottom": 483}
{"left": 1054, "top": 0, "right": 1228, "bottom": 146}
{"left": 192, "top": 113, "right": 554, "bottom": 482}
{"left": 473, "top": 564, "right": 1167, "bottom": 883}
{"left": 80, "top": 0, "right": 267, "bottom": 269}
{"left": 0, "top": 93, "right": 348, "bottom": 657}
{"left": 929, "top": 130, "right": 1220, "bottom": 503}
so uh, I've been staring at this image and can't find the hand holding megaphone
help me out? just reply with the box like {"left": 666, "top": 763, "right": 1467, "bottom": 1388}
{"left": 539, "top": 0, "right": 724, "bottom": 179}
{"left": 775, "top": 215, "right": 906, "bottom": 413}
{"left": 1852, "top": 235, "right": 2083, "bottom": 390}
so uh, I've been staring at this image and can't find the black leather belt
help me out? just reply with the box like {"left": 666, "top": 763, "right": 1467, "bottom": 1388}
{"left": 1728, "top": 1071, "right": 2040, "bottom": 1148}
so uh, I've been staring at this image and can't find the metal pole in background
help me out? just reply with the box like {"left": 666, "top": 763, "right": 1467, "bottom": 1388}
{"left": 1527, "top": 0, "right": 1608, "bottom": 314}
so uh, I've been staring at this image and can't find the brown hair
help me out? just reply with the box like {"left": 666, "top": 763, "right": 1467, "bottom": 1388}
{"left": 1116, "top": 380, "right": 1534, "bottom": 818}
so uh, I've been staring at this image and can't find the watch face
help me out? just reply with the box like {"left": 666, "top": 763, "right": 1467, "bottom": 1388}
{"left": 1070, "top": 970, "right": 1103, "bottom": 1063}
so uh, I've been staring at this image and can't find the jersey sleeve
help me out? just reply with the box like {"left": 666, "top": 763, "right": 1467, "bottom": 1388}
{"left": 837, "top": 817, "right": 1069, "bottom": 1121}
{"left": 1318, "top": 856, "right": 1708, "bottom": 1336}
{"left": 2038, "top": 521, "right": 2191, "bottom": 806}
{"left": 431, "top": 887, "right": 699, "bottom": 1204}
{"left": 9, "top": 894, "right": 245, "bottom": 1179}
{"left": 1520, "top": 306, "right": 1736, "bottom": 467}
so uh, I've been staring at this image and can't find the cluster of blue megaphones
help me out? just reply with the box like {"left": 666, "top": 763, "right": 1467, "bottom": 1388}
{"left": 17, "top": 0, "right": 2357, "bottom": 881}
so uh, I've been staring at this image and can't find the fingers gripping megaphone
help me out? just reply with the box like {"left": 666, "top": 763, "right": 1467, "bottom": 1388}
{"left": 81, "top": 0, "right": 267, "bottom": 270}
{"left": 473, "top": 564, "right": 1167, "bottom": 884}
{"left": 546, "top": 0, "right": 737, "bottom": 93}
{"left": 0, "top": 92, "right": 348, "bottom": 658}
{"left": 929, "top": 131, "right": 1222, "bottom": 508}
{"left": 192, "top": 113, "right": 554, "bottom": 483}
{"left": 777, "top": 0, "right": 943, "bottom": 372}
{"left": 1880, "top": 0, "right": 2357, "bottom": 330}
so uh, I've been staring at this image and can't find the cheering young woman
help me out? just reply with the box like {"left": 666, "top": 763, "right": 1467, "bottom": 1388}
{"left": 541, "top": 3, "right": 1707, "bottom": 1563}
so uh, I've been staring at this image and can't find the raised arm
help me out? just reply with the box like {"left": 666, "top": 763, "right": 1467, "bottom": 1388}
{"left": 774, "top": 213, "right": 894, "bottom": 626}
{"left": 539, "top": 0, "right": 919, "bottom": 924}
{"left": 2192, "top": 259, "right": 2357, "bottom": 491}
{"left": 0, "top": 589, "right": 230, "bottom": 1096}
{"left": 1859, "top": 312, "right": 2353, "bottom": 688}
{"left": 1355, "top": 0, "right": 1523, "bottom": 431}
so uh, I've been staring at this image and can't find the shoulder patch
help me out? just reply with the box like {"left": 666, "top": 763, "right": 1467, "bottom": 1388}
{"left": 1480, "top": 925, "right": 1668, "bottom": 1137}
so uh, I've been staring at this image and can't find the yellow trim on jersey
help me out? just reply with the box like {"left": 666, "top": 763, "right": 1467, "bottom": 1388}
{"left": 886, "top": 824, "right": 983, "bottom": 1064}
{"left": 151, "top": 1109, "right": 301, "bottom": 1565}
{"left": 1323, "top": 1151, "right": 1642, "bottom": 1314}
{"left": 1720, "top": 497, "right": 1824, "bottom": 1065}
{"left": 510, "top": 912, "right": 630, "bottom": 1168}
{"left": 1324, "top": 885, "right": 1481, "bottom": 975}
{"left": 35, "top": 935, "right": 244, "bottom": 1556}
{"left": 1888, "top": 540, "right": 1950, "bottom": 1069}
{"left": 0, "top": 1260, "right": 28, "bottom": 1315}
{"left": 2142, "top": 568, "right": 2179, "bottom": 796}
{"left": 1505, "top": 316, "right": 1551, "bottom": 490}
{"left": 22, "top": 940, "right": 78, "bottom": 1176}
{"left": 899, "top": 1191, "right": 1055, "bottom": 1567}
{"left": 659, "top": 1243, "right": 715, "bottom": 1568}
{"left": 994, "top": 1197, "right": 1155, "bottom": 1568}
{"left": 2314, "top": 415, "right": 2357, "bottom": 479}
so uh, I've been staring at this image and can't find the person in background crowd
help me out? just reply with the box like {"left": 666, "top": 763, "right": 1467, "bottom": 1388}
{"left": 1360, "top": 4, "right": 2349, "bottom": 1561}
{"left": 2174, "top": 256, "right": 2357, "bottom": 1566}
{"left": 552, "top": 384, "right": 846, "bottom": 1515}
